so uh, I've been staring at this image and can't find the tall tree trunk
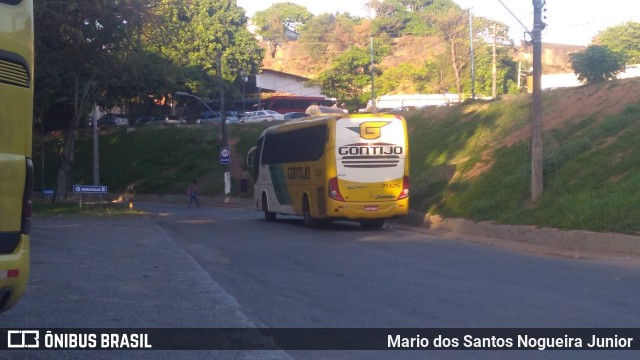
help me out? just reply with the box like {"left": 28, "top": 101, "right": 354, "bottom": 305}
{"left": 53, "top": 71, "right": 95, "bottom": 202}
{"left": 449, "top": 36, "right": 462, "bottom": 102}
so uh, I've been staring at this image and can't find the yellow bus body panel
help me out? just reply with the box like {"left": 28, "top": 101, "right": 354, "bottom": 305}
{"left": 0, "top": 235, "right": 29, "bottom": 311}
{"left": 0, "top": 0, "right": 34, "bottom": 312}
{"left": 254, "top": 113, "right": 409, "bottom": 223}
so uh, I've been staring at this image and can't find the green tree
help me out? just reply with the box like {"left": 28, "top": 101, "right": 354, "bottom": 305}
{"left": 376, "top": 62, "right": 439, "bottom": 94}
{"left": 35, "top": 0, "right": 155, "bottom": 201}
{"left": 156, "top": 0, "right": 262, "bottom": 87}
{"left": 464, "top": 41, "right": 517, "bottom": 96}
{"left": 425, "top": 4, "right": 468, "bottom": 99}
{"left": 366, "top": 0, "right": 450, "bottom": 36}
{"left": 35, "top": 0, "right": 263, "bottom": 201}
{"left": 298, "top": 13, "right": 361, "bottom": 61}
{"left": 367, "top": 0, "right": 411, "bottom": 36}
{"left": 253, "top": 2, "right": 313, "bottom": 58}
{"left": 315, "top": 41, "right": 390, "bottom": 109}
{"left": 594, "top": 22, "right": 640, "bottom": 64}
{"left": 569, "top": 45, "right": 626, "bottom": 85}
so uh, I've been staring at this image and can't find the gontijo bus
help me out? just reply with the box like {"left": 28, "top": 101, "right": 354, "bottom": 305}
{"left": 0, "top": 0, "right": 34, "bottom": 312}
{"left": 247, "top": 113, "right": 409, "bottom": 229}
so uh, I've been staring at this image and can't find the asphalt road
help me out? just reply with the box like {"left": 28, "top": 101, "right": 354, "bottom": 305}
{"left": 2, "top": 203, "right": 639, "bottom": 359}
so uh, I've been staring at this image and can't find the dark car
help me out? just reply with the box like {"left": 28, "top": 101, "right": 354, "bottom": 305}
{"left": 146, "top": 115, "right": 166, "bottom": 126}
{"left": 164, "top": 115, "right": 186, "bottom": 125}
{"left": 134, "top": 116, "right": 155, "bottom": 126}
{"left": 98, "top": 113, "right": 129, "bottom": 127}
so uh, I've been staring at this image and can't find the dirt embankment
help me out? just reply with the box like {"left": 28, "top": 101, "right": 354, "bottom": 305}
{"left": 506, "top": 78, "right": 640, "bottom": 146}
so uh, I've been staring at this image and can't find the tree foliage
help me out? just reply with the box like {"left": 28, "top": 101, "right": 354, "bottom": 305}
{"left": 315, "top": 41, "right": 390, "bottom": 109}
{"left": 34, "top": 0, "right": 262, "bottom": 200}
{"left": 254, "top": 2, "right": 312, "bottom": 58}
{"left": 153, "top": 0, "right": 263, "bottom": 93}
{"left": 594, "top": 22, "right": 640, "bottom": 64}
{"left": 35, "top": 0, "right": 157, "bottom": 200}
{"left": 569, "top": 45, "right": 626, "bottom": 85}
{"left": 298, "top": 13, "right": 362, "bottom": 60}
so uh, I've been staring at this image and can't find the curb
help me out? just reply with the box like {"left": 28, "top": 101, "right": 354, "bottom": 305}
{"left": 391, "top": 211, "right": 640, "bottom": 260}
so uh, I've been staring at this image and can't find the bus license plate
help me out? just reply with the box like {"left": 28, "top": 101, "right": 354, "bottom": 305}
{"left": 364, "top": 205, "right": 378, "bottom": 211}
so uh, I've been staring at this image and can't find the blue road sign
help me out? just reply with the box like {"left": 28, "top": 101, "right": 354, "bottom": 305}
{"left": 220, "top": 147, "right": 231, "bottom": 165}
{"left": 73, "top": 185, "right": 108, "bottom": 194}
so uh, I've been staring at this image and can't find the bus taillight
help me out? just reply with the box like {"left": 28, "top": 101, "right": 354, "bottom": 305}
{"left": 397, "top": 176, "right": 409, "bottom": 200}
{"left": 328, "top": 177, "right": 344, "bottom": 202}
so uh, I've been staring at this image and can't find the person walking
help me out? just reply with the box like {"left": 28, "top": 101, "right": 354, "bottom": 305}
{"left": 188, "top": 180, "right": 200, "bottom": 207}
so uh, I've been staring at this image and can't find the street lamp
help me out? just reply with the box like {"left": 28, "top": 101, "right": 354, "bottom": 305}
{"left": 174, "top": 91, "right": 230, "bottom": 195}
{"left": 240, "top": 71, "right": 248, "bottom": 115}
{"left": 174, "top": 91, "right": 215, "bottom": 114}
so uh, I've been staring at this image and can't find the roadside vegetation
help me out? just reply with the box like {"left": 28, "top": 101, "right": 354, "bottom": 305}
{"left": 33, "top": 202, "right": 142, "bottom": 216}
{"left": 34, "top": 78, "right": 640, "bottom": 234}
{"left": 36, "top": 123, "right": 270, "bottom": 198}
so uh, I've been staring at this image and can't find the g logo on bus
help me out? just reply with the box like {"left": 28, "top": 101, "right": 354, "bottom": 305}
{"left": 348, "top": 121, "right": 390, "bottom": 140}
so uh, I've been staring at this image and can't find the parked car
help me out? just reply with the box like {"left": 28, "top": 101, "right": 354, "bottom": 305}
{"left": 390, "top": 106, "right": 417, "bottom": 113}
{"left": 146, "top": 115, "right": 165, "bottom": 126}
{"left": 98, "top": 113, "right": 129, "bottom": 127}
{"left": 196, "top": 111, "right": 239, "bottom": 124}
{"left": 164, "top": 115, "right": 186, "bottom": 125}
{"left": 196, "top": 111, "right": 221, "bottom": 124}
{"left": 241, "top": 110, "right": 284, "bottom": 123}
{"left": 283, "top": 112, "right": 309, "bottom": 121}
{"left": 134, "top": 116, "right": 155, "bottom": 126}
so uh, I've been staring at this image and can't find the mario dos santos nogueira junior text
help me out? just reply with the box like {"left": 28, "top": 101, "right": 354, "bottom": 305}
{"left": 387, "top": 333, "right": 634, "bottom": 350}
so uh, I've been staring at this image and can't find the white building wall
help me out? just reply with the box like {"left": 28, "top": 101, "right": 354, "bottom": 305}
{"left": 256, "top": 71, "right": 324, "bottom": 97}
{"left": 376, "top": 94, "right": 461, "bottom": 108}
{"left": 541, "top": 64, "right": 640, "bottom": 89}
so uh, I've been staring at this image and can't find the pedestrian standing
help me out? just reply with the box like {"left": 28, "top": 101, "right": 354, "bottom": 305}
{"left": 188, "top": 180, "right": 200, "bottom": 207}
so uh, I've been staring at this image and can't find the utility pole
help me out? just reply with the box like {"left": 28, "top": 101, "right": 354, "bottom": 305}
{"left": 518, "top": 61, "right": 522, "bottom": 89}
{"left": 217, "top": 52, "right": 227, "bottom": 147}
{"left": 92, "top": 103, "right": 100, "bottom": 186}
{"left": 492, "top": 24, "right": 497, "bottom": 98}
{"left": 217, "top": 52, "right": 231, "bottom": 196}
{"left": 531, "top": 0, "right": 546, "bottom": 202}
{"left": 370, "top": 36, "right": 376, "bottom": 113}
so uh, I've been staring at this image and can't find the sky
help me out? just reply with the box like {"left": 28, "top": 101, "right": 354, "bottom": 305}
{"left": 236, "top": 0, "right": 640, "bottom": 46}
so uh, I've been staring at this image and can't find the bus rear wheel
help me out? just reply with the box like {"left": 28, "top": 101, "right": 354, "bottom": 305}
{"left": 360, "top": 219, "right": 385, "bottom": 230}
{"left": 262, "top": 193, "right": 276, "bottom": 221}
{"left": 303, "top": 196, "right": 318, "bottom": 228}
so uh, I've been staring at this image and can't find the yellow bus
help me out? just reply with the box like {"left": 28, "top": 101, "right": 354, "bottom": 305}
{"left": 0, "top": 0, "right": 34, "bottom": 312}
{"left": 248, "top": 113, "right": 409, "bottom": 229}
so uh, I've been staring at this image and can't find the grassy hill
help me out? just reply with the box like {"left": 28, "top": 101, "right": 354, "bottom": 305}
{"left": 35, "top": 78, "right": 640, "bottom": 234}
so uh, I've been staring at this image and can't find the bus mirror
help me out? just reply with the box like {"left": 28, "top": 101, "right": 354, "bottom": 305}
{"left": 247, "top": 146, "right": 256, "bottom": 167}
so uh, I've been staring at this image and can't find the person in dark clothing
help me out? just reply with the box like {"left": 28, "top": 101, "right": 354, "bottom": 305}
{"left": 187, "top": 180, "right": 200, "bottom": 207}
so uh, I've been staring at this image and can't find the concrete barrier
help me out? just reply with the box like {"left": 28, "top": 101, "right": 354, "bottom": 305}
{"left": 426, "top": 216, "right": 640, "bottom": 257}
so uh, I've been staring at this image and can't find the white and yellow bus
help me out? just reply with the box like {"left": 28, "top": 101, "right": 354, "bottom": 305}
{"left": 248, "top": 113, "right": 409, "bottom": 229}
{"left": 0, "top": 0, "right": 34, "bottom": 312}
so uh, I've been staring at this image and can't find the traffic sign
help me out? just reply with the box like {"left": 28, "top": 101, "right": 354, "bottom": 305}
{"left": 220, "top": 147, "right": 231, "bottom": 165}
{"left": 73, "top": 185, "right": 108, "bottom": 194}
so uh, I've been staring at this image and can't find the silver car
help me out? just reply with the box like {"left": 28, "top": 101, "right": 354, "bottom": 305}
{"left": 241, "top": 110, "right": 284, "bottom": 122}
